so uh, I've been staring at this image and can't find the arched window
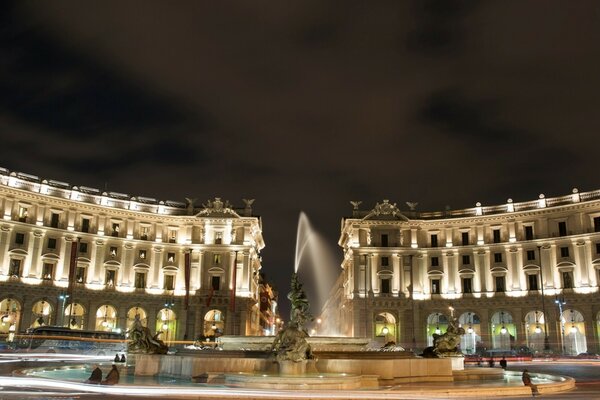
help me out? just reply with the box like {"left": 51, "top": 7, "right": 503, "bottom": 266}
{"left": 490, "top": 311, "right": 515, "bottom": 350}
{"left": 523, "top": 311, "right": 545, "bottom": 354}
{"left": 0, "top": 298, "right": 21, "bottom": 338}
{"left": 458, "top": 312, "right": 481, "bottom": 354}
{"left": 127, "top": 307, "right": 147, "bottom": 332}
{"left": 561, "top": 309, "right": 587, "bottom": 355}
{"left": 426, "top": 313, "right": 448, "bottom": 346}
{"left": 64, "top": 303, "right": 86, "bottom": 330}
{"left": 204, "top": 309, "right": 224, "bottom": 337}
{"left": 374, "top": 312, "right": 396, "bottom": 343}
{"left": 156, "top": 308, "right": 177, "bottom": 342}
{"left": 95, "top": 305, "right": 118, "bottom": 332}
{"left": 31, "top": 300, "right": 53, "bottom": 328}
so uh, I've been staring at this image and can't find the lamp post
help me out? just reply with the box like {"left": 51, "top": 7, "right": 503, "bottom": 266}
{"left": 58, "top": 292, "right": 69, "bottom": 327}
{"left": 554, "top": 296, "right": 566, "bottom": 354}
{"left": 537, "top": 246, "right": 550, "bottom": 351}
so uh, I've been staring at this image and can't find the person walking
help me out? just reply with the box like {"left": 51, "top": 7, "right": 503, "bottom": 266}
{"left": 522, "top": 369, "right": 540, "bottom": 396}
{"left": 499, "top": 357, "right": 507, "bottom": 370}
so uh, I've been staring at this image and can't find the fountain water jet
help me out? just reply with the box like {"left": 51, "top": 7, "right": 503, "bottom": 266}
{"left": 293, "top": 212, "right": 339, "bottom": 324}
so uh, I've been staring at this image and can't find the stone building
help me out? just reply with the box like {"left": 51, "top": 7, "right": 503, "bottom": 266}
{"left": 322, "top": 191, "right": 600, "bottom": 355}
{"left": 0, "top": 167, "right": 265, "bottom": 342}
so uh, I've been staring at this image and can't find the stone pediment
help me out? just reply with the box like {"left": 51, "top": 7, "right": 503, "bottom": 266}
{"left": 363, "top": 200, "right": 409, "bottom": 221}
{"left": 196, "top": 197, "right": 241, "bottom": 218}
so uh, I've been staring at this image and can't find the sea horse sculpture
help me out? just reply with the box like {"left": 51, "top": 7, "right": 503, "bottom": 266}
{"left": 421, "top": 312, "right": 465, "bottom": 358}
{"left": 127, "top": 314, "right": 169, "bottom": 354}
{"left": 271, "top": 273, "right": 314, "bottom": 362}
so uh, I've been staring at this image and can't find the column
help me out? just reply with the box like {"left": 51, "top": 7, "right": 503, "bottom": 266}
{"left": 475, "top": 249, "right": 485, "bottom": 293}
{"left": 241, "top": 251, "right": 250, "bottom": 292}
{"left": 229, "top": 251, "right": 236, "bottom": 291}
{"left": 352, "top": 253, "right": 361, "bottom": 295}
{"left": 35, "top": 205, "right": 45, "bottom": 226}
{"left": 0, "top": 226, "right": 13, "bottom": 274}
{"left": 89, "top": 239, "right": 103, "bottom": 283}
{"left": 573, "top": 241, "right": 589, "bottom": 286}
{"left": 27, "top": 230, "right": 44, "bottom": 277}
{"left": 367, "top": 254, "right": 373, "bottom": 296}
{"left": 3, "top": 198, "right": 13, "bottom": 220}
{"left": 152, "top": 247, "right": 163, "bottom": 289}
{"left": 392, "top": 253, "right": 401, "bottom": 295}
{"left": 371, "top": 254, "right": 379, "bottom": 294}
{"left": 197, "top": 250, "right": 205, "bottom": 290}
{"left": 57, "top": 236, "right": 70, "bottom": 281}
{"left": 122, "top": 243, "right": 134, "bottom": 286}
{"left": 509, "top": 247, "right": 521, "bottom": 291}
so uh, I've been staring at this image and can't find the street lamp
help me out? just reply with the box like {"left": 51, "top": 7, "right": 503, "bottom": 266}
{"left": 554, "top": 296, "right": 567, "bottom": 354}
{"left": 58, "top": 293, "right": 70, "bottom": 327}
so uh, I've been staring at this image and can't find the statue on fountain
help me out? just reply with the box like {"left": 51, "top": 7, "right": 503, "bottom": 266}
{"left": 271, "top": 273, "right": 314, "bottom": 362}
{"left": 421, "top": 307, "right": 465, "bottom": 358}
{"left": 127, "top": 313, "right": 169, "bottom": 354}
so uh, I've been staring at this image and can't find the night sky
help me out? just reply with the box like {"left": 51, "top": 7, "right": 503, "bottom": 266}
{"left": 2, "top": 1, "right": 600, "bottom": 318}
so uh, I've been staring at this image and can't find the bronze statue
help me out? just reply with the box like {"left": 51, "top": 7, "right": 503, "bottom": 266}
{"left": 421, "top": 312, "right": 465, "bottom": 358}
{"left": 271, "top": 273, "right": 314, "bottom": 362}
{"left": 127, "top": 314, "right": 169, "bottom": 354}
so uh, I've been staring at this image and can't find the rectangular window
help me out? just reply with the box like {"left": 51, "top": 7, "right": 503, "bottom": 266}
{"left": 524, "top": 226, "right": 534, "bottom": 240}
{"left": 431, "top": 256, "right": 439, "bottom": 267}
{"left": 494, "top": 253, "right": 503, "bottom": 263}
{"left": 381, "top": 234, "right": 389, "bottom": 247}
{"left": 493, "top": 229, "right": 501, "bottom": 243}
{"left": 431, "top": 234, "right": 438, "bottom": 247}
{"left": 50, "top": 212, "right": 59, "bottom": 228}
{"left": 526, "top": 250, "right": 536, "bottom": 261}
{"left": 495, "top": 276, "right": 505, "bottom": 292}
{"left": 8, "top": 259, "right": 21, "bottom": 277}
{"left": 111, "top": 223, "right": 120, "bottom": 237}
{"left": 134, "top": 272, "right": 146, "bottom": 289}
{"left": 381, "top": 256, "right": 389, "bottom": 267}
{"left": 167, "top": 252, "right": 175, "bottom": 262}
{"left": 562, "top": 271, "right": 573, "bottom": 289}
{"left": 560, "top": 246, "right": 570, "bottom": 258}
{"left": 558, "top": 221, "right": 567, "bottom": 237}
{"left": 462, "top": 277, "right": 473, "bottom": 294}
{"left": 211, "top": 275, "right": 220, "bottom": 291}
{"left": 47, "top": 238, "right": 57, "bottom": 249}
{"left": 81, "top": 218, "right": 90, "bottom": 233}
{"left": 462, "top": 255, "right": 470, "bottom": 265}
{"left": 105, "top": 269, "right": 116, "bottom": 286}
{"left": 381, "top": 278, "right": 391, "bottom": 294}
{"left": 595, "top": 217, "right": 600, "bottom": 233}
{"left": 431, "top": 279, "right": 441, "bottom": 294}
{"left": 164, "top": 275, "right": 175, "bottom": 290}
{"left": 42, "top": 263, "right": 54, "bottom": 280}
{"left": 596, "top": 243, "right": 600, "bottom": 254}
{"left": 79, "top": 242, "right": 88, "bottom": 253}
{"left": 528, "top": 274, "right": 539, "bottom": 291}
{"left": 18, "top": 206, "right": 28, "bottom": 222}
{"left": 214, "top": 254, "right": 221, "bottom": 264}
{"left": 140, "top": 226, "right": 149, "bottom": 240}
{"left": 139, "top": 250, "right": 147, "bottom": 259}
{"left": 462, "top": 232, "right": 469, "bottom": 246}
{"left": 214, "top": 232, "right": 222, "bottom": 244}
{"left": 15, "top": 233, "right": 25, "bottom": 245}
{"left": 168, "top": 229, "right": 177, "bottom": 244}
{"left": 75, "top": 266, "right": 86, "bottom": 283}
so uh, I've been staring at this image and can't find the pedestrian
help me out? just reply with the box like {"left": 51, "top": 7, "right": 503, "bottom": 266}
{"left": 499, "top": 357, "right": 507, "bottom": 370}
{"left": 522, "top": 369, "right": 540, "bottom": 396}
{"left": 101, "top": 364, "right": 120, "bottom": 385}
{"left": 84, "top": 364, "right": 102, "bottom": 384}
{"left": 114, "top": 353, "right": 120, "bottom": 363}
{"left": 488, "top": 357, "right": 495, "bottom": 367}
{"left": 120, "top": 354, "right": 126, "bottom": 363}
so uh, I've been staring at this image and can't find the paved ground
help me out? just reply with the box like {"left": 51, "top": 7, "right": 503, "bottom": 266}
{"left": 0, "top": 357, "right": 597, "bottom": 399}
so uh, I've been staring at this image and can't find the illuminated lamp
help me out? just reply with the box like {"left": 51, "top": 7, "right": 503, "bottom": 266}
{"left": 500, "top": 326, "right": 507, "bottom": 335}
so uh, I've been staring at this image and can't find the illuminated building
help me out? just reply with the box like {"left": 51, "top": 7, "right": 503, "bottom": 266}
{"left": 0, "top": 167, "right": 265, "bottom": 341}
{"left": 323, "top": 192, "right": 600, "bottom": 355}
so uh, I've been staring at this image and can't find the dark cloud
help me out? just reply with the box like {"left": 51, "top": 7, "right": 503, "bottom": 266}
{"left": 2, "top": 0, "right": 600, "bottom": 317}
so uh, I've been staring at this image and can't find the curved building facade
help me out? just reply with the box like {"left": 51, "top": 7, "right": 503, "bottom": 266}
{"left": 323, "top": 192, "right": 600, "bottom": 355}
{"left": 0, "top": 167, "right": 265, "bottom": 342}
